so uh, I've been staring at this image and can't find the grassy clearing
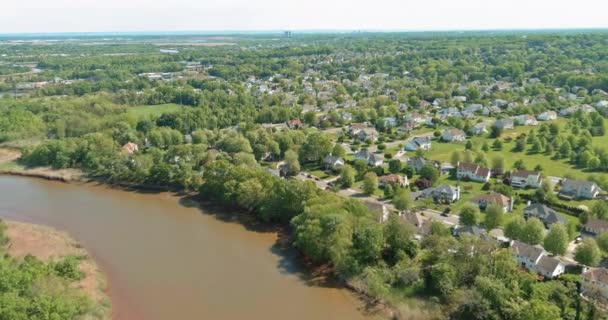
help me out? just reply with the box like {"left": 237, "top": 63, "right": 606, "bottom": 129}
{"left": 128, "top": 103, "right": 185, "bottom": 118}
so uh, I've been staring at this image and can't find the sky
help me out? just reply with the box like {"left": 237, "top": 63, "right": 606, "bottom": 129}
{"left": 2, "top": 0, "right": 608, "bottom": 34}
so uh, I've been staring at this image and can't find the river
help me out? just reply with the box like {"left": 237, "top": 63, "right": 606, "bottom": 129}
{"left": 0, "top": 176, "right": 371, "bottom": 320}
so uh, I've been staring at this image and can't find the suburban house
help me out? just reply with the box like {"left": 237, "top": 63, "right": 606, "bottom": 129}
{"left": 537, "top": 111, "right": 557, "bottom": 121}
{"left": 482, "top": 105, "right": 502, "bottom": 116}
{"left": 559, "top": 179, "right": 600, "bottom": 200}
{"left": 513, "top": 114, "right": 538, "bottom": 126}
{"left": 366, "top": 201, "right": 390, "bottom": 223}
{"left": 121, "top": 142, "right": 139, "bottom": 155}
{"left": 354, "top": 150, "right": 384, "bottom": 166}
{"left": 404, "top": 113, "right": 427, "bottom": 125}
{"left": 379, "top": 174, "right": 409, "bottom": 188}
{"left": 511, "top": 240, "right": 566, "bottom": 279}
{"left": 470, "top": 192, "right": 513, "bottom": 212}
{"left": 382, "top": 117, "right": 397, "bottom": 128}
{"left": 511, "top": 170, "right": 542, "bottom": 188}
{"left": 465, "top": 104, "right": 483, "bottom": 113}
{"left": 323, "top": 155, "right": 344, "bottom": 170}
{"left": 457, "top": 162, "right": 491, "bottom": 182}
{"left": 583, "top": 218, "right": 608, "bottom": 237}
{"left": 407, "top": 156, "right": 432, "bottom": 172}
{"left": 286, "top": 119, "right": 303, "bottom": 129}
{"left": 471, "top": 123, "right": 488, "bottom": 135}
{"left": 453, "top": 225, "right": 491, "bottom": 241}
{"left": 356, "top": 128, "right": 379, "bottom": 142}
{"left": 494, "top": 118, "right": 515, "bottom": 130}
{"left": 405, "top": 136, "right": 432, "bottom": 151}
{"left": 441, "top": 128, "right": 467, "bottom": 142}
{"left": 440, "top": 162, "right": 455, "bottom": 175}
{"left": 413, "top": 184, "right": 461, "bottom": 203}
{"left": 398, "top": 120, "right": 417, "bottom": 132}
{"left": 581, "top": 268, "right": 608, "bottom": 302}
{"left": 523, "top": 203, "right": 565, "bottom": 228}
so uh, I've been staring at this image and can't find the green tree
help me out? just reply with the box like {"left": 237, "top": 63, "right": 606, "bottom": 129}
{"left": 299, "top": 132, "right": 332, "bottom": 163}
{"left": 450, "top": 150, "right": 461, "bottom": 166}
{"left": 492, "top": 139, "right": 503, "bottom": 150}
{"left": 521, "top": 217, "right": 545, "bottom": 245}
{"left": 543, "top": 223, "right": 568, "bottom": 255}
{"left": 459, "top": 204, "right": 480, "bottom": 226}
{"left": 363, "top": 172, "right": 378, "bottom": 195}
{"left": 484, "top": 204, "right": 503, "bottom": 230}
{"left": 596, "top": 231, "right": 608, "bottom": 254}
{"left": 284, "top": 150, "right": 301, "bottom": 176}
{"left": 332, "top": 144, "right": 346, "bottom": 158}
{"left": 419, "top": 164, "right": 439, "bottom": 183}
{"left": 392, "top": 189, "right": 412, "bottom": 211}
{"left": 388, "top": 159, "right": 403, "bottom": 174}
{"left": 504, "top": 216, "right": 525, "bottom": 240}
{"left": 340, "top": 165, "right": 356, "bottom": 188}
{"left": 574, "top": 238, "right": 601, "bottom": 266}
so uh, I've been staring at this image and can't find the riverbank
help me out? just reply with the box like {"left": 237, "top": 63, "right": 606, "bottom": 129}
{"left": 0, "top": 151, "right": 432, "bottom": 320}
{"left": 0, "top": 148, "right": 85, "bottom": 182}
{"left": 4, "top": 220, "right": 111, "bottom": 319}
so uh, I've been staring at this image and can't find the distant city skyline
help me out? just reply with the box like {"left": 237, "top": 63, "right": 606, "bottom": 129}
{"left": 2, "top": 0, "right": 607, "bottom": 34}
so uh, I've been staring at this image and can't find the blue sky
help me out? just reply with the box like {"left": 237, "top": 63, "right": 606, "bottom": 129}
{"left": 2, "top": 0, "right": 607, "bottom": 33}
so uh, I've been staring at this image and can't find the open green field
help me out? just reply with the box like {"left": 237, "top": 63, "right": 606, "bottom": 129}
{"left": 421, "top": 118, "right": 595, "bottom": 180}
{"left": 128, "top": 103, "right": 186, "bottom": 117}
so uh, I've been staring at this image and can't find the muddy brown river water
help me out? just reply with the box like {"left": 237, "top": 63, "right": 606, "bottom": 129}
{"left": 0, "top": 176, "right": 371, "bottom": 320}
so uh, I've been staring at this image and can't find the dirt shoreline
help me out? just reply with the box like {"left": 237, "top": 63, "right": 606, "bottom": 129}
{"left": 4, "top": 220, "right": 111, "bottom": 319}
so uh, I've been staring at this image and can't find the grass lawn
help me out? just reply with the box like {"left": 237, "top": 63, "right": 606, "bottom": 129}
{"left": 128, "top": 103, "right": 186, "bottom": 118}
{"left": 422, "top": 122, "right": 592, "bottom": 180}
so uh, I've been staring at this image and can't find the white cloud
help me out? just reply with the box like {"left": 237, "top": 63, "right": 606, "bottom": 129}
{"left": 1, "top": 0, "right": 607, "bottom": 33}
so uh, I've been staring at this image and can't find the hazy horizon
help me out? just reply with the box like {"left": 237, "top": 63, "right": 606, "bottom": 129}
{"left": 3, "top": 0, "right": 608, "bottom": 34}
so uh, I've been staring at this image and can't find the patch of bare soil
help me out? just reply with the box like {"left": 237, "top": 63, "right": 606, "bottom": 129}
{"left": 5, "top": 221, "right": 108, "bottom": 306}
{"left": 0, "top": 148, "right": 84, "bottom": 182}
{"left": 0, "top": 148, "right": 20, "bottom": 163}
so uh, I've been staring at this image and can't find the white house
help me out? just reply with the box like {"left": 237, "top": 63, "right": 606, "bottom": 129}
{"left": 513, "top": 115, "right": 538, "bottom": 126}
{"left": 405, "top": 137, "right": 432, "bottom": 151}
{"left": 471, "top": 123, "right": 488, "bottom": 135}
{"left": 559, "top": 179, "right": 600, "bottom": 200}
{"left": 442, "top": 128, "right": 467, "bottom": 142}
{"left": 537, "top": 111, "right": 557, "bottom": 121}
{"left": 457, "top": 162, "right": 491, "bottom": 183}
{"left": 470, "top": 192, "right": 514, "bottom": 212}
{"left": 511, "top": 170, "right": 542, "bottom": 189}
{"left": 511, "top": 240, "right": 565, "bottom": 279}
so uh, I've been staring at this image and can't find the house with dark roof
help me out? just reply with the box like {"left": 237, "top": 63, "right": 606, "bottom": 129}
{"left": 323, "top": 155, "right": 344, "bottom": 170}
{"left": 511, "top": 240, "right": 565, "bottom": 279}
{"left": 511, "top": 170, "right": 542, "bottom": 188}
{"left": 559, "top": 179, "right": 600, "bottom": 200}
{"left": 470, "top": 192, "right": 513, "bottom": 212}
{"left": 404, "top": 136, "right": 432, "bottom": 151}
{"left": 583, "top": 218, "right": 608, "bottom": 237}
{"left": 453, "top": 225, "right": 491, "bottom": 241}
{"left": 523, "top": 203, "right": 565, "bottom": 229}
{"left": 354, "top": 150, "right": 384, "bottom": 166}
{"left": 582, "top": 268, "right": 608, "bottom": 302}
{"left": 457, "top": 162, "right": 491, "bottom": 183}
{"left": 407, "top": 156, "right": 431, "bottom": 172}
{"left": 413, "top": 184, "right": 461, "bottom": 203}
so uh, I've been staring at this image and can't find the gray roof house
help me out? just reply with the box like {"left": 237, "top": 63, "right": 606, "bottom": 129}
{"left": 523, "top": 203, "right": 565, "bottom": 228}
